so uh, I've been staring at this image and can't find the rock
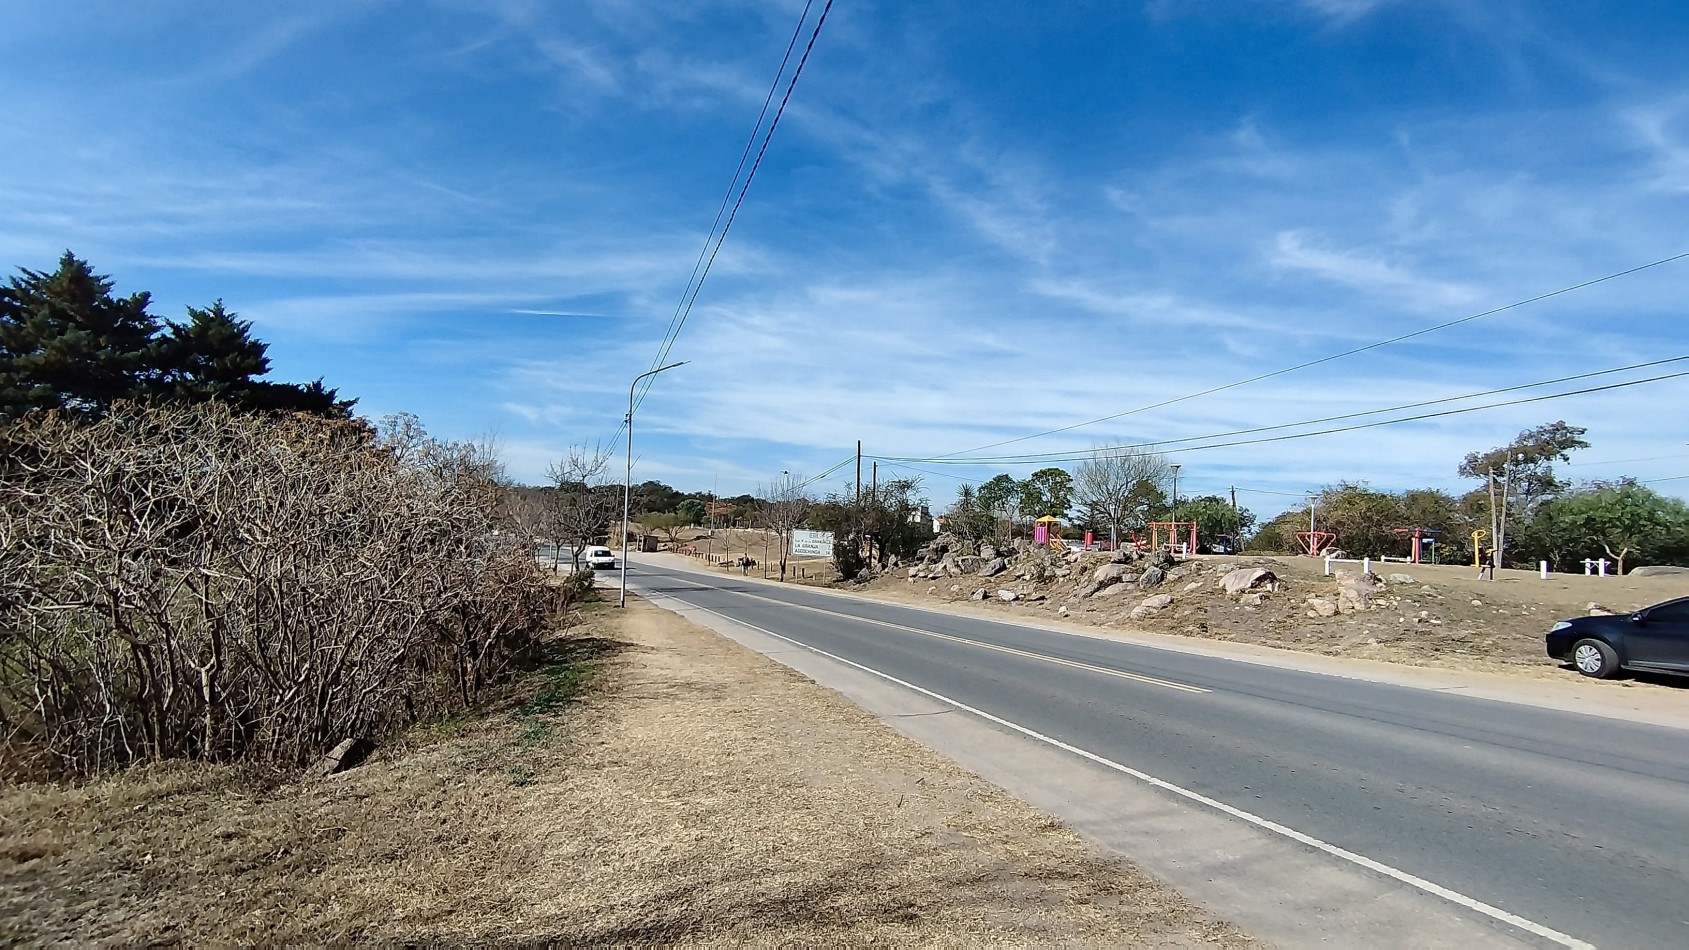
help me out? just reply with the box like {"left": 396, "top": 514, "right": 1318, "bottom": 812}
{"left": 1141, "top": 593, "right": 1174, "bottom": 610}
{"left": 1095, "top": 582, "right": 1135, "bottom": 598}
{"left": 1387, "top": 573, "right": 1418, "bottom": 585}
{"left": 906, "top": 566, "right": 922, "bottom": 579}
{"left": 1165, "top": 566, "right": 1192, "bottom": 581}
{"left": 1420, "top": 585, "right": 1438, "bottom": 595}
{"left": 1630, "top": 565, "right": 1689, "bottom": 577}
{"left": 1110, "top": 549, "right": 1135, "bottom": 564}
{"left": 1239, "top": 592, "right": 1266, "bottom": 607}
{"left": 926, "top": 585, "right": 937, "bottom": 594}
{"left": 1137, "top": 566, "right": 1166, "bottom": 589}
{"left": 1076, "top": 581, "right": 1103, "bottom": 598}
{"left": 1470, "top": 599, "right": 1483, "bottom": 607}
{"left": 979, "top": 544, "right": 998, "bottom": 560}
{"left": 979, "top": 558, "right": 1007, "bottom": 577}
{"left": 971, "top": 588, "right": 988, "bottom": 601}
{"left": 1057, "top": 605, "right": 1069, "bottom": 617}
{"left": 1587, "top": 602, "right": 1613, "bottom": 616}
{"left": 1093, "top": 563, "right": 1135, "bottom": 586}
{"left": 998, "top": 590, "right": 1020, "bottom": 601}
{"left": 949, "top": 585, "right": 963, "bottom": 593}
{"left": 1308, "top": 598, "right": 1339, "bottom": 618}
{"left": 1221, "top": 567, "right": 1276, "bottom": 596}
{"left": 313, "top": 737, "right": 372, "bottom": 778}
{"left": 1182, "top": 581, "right": 1204, "bottom": 593}
{"left": 954, "top": 555, "right": 984, "bottom": 574}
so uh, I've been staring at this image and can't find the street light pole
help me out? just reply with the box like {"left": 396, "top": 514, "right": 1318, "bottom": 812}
{"left": 620, "top": 360, "right": 688, "bottom": 608}
{"left": 1170, "top": 463, "right": 1181, "bottom": 544}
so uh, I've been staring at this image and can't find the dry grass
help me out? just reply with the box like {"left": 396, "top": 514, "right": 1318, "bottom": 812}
{"left": 0, "top": 595, "right": 1249, "bottom": 945}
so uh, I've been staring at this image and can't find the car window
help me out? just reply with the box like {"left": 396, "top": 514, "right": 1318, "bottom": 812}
{"left": 1646, "top": 600, "right": 1689, "bottom": 624}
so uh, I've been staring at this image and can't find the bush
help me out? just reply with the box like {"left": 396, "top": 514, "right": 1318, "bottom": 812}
{"left": 833, "top": 536, "right": 867, "bottom": 582}
{"left": 0, "top": 404, "right": 565, "bottom": 775}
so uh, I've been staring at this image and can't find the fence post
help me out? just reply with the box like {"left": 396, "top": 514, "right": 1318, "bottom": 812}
{"left": 1540, "top": 560, "right": 1549, "bottom": 579}
{"left": 1363, "top": 556, "right": 1371, "bottom": 575}
{"left": 1324, "top": 555, "right": 1333, "bottom": 576}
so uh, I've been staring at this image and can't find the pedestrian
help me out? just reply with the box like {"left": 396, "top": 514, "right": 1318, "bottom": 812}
{"left": 1477, "top": 546, "right": 1495, "bottom": 581}
{"left": 741, "top": 555, "right": 749, "bottom": 576}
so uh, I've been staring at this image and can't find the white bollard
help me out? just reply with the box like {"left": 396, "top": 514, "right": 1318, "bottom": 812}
{"left": 1599, "top": 558, "right": 1610, "bottom": 577}
{"left": 1324, "top": 555, "right": 1333, "bottom": 576}
{"left": 1540, "top": 560, "right": 1550, "bottom": 579}
{"left": 1363, "top": 556, "right": 1372, "bottom": 575}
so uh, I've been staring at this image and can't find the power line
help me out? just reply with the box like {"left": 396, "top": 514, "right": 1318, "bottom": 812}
{"left": 633, "top": 0, "right": 836, "bottom": 417}
{"left": 882, "top": 356, "right": 1689, "bottom": 465}
{"left": 931, "top": 251, "right": 1689, "bottom": 459}
{"left": 1568, "top": 452, "right": 1689, "bottom": 468}
{"left": 876, "top": 369, "right": 1689, "bottom": 466}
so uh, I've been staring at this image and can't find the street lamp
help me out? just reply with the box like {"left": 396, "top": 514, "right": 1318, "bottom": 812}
{"left": 1170, "top": 462, "right": 1181, "bottom": 529}
{"left": 620, "top": 360, "right": 688, "bottom": 608}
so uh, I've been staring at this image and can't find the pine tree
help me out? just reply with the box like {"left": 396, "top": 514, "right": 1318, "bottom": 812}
{"left": 155, "top": 300, "right": 272, "bottom": 404}
{"left": 0, "top": 252, "right": 161, "bottom": 419}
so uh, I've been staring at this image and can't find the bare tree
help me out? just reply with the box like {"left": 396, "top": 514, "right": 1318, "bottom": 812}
{"left": 0, "top": 403, "right": 565, "bottom": 776}
{"left": 544, "top": 442, "right": 618, "bottom": 571}
{"left": 756, "top": 472, "right": 812, "bottom": 582}
{"left": 1073, "top": 446, "right": 1171, "bottom": 548}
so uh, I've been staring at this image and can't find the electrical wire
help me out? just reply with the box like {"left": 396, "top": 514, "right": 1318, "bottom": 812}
{"left": 632, "top": 0, "right": 836, "bottom": 418}
{"left": 929, "top": 251, "right": 1689, "bottom": 460}
{"left": 875, "top": 369, "right": 1689, "bottom": 467}
{"left": 878, "top": 356, "right": 1689, "bottom": 465}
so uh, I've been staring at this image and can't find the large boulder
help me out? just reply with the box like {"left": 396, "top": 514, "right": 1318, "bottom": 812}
{"left": 998, "top": 589, "right": 1020, "bottom": 602}
{"left": 1307, "top": 598, "right": 1338, "bottom": 618}
{"left": 979, "top": 543, "right": 998, "bottom": 561}
{"left": 1630, "top": 565, "right": 1689, "bottom": 577}
{"left": 1095, "top": 582, "right": 1135, "bottom": 598}
{"left": 1141, "top": 593, "right": 1174, "bottom": 610}
{"left": 1386, "top": 572, "right": 1418, "bottom": 585}
{"left": 1093, "top": 563, "right": 1135, "bottom": 586}
{"left": 1221, "top": 568, "right": 1276, "bottom": 596}
{"left": 954, "top": 555, "right": 985, "bottom": 575}
{"left": 1137, "top": 566, "right": 1166, "bottom": 589}
{"left": 979, "top": 557, "right": 1008, "bottom": 577}
{"left": 1110, "top": 548, "right": 1136, "bottom": 564}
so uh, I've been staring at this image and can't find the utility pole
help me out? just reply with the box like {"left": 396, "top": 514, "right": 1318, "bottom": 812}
{"left": 1487, "top": 467, "right": 1499, "bottom": 568}
{"left": 1230, "top": 485, "right": 1239, "bottom": 539}
{"left": 855, "top": 440, "right": 862, "bottom": 503}
{"left": 620, "top": 360, "right": 688, "bottom": 608}
{"left": 871, "top": 460, "right": 877, "bottom": 500}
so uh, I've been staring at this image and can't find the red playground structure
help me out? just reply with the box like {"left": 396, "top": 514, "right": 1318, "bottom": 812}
{"left": 1295, "top": 530, "right": 1337, "bottom": 557}
{"left": 1147, "top": 521, "right": 1198, "bottom": 557}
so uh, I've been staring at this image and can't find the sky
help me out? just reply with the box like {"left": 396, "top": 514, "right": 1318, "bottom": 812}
{"left": 3, "top": 0, "right": 1688, "bottom": 517}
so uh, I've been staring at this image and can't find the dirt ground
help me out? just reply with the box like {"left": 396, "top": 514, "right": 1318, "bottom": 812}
{"left": 0, "top": 593, "right": 1249, "bottom": 946}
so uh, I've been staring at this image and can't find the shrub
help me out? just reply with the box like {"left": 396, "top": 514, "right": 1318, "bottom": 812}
{"left": 0, "top": 404, "right": 564, "bottom": 775}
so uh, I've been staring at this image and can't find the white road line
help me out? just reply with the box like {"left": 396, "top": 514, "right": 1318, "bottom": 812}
{"left": 648, "top": 570, "right": 1206, "bottom": 693}
{"left": 643, "top": 582, "right": 1595, "bottom": 950}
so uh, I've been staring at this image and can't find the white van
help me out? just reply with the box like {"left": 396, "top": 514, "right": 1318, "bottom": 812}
{"left": 585, "top": 546, "right": 617, "bottom": 570}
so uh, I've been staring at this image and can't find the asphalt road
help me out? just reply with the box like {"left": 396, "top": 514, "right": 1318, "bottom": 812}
{"left": 626, "top": 558, "right": 1689, "bottom": 949}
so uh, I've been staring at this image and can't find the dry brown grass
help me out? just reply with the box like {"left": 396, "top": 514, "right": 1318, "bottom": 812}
{"left": 0, "top": 595, "right": 1249, "bottom": 945}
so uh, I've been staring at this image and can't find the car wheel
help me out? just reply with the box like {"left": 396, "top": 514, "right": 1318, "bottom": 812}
{"left": 1571, "top": 638, "right": 1620, "bottom": 679}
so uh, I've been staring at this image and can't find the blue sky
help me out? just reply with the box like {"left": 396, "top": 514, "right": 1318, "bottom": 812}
{"left": 4, "top": 0, "right": 1688, "bottom": 516}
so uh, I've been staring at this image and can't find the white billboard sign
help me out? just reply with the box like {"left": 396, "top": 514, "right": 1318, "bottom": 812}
{"left": 791, "top": 529, "right": 835, "bottom": 558}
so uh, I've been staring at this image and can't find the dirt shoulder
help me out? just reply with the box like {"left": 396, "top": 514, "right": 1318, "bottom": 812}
{"left": 0, "top": 595, "right": 1248, "bottom": 946}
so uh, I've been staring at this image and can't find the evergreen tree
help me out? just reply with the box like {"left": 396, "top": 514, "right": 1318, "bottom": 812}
{"left": 0, "top": 253, "right": 354, "bottom": 420}
{"left": 0, "top": 252, "right": 161, "bottom": 418}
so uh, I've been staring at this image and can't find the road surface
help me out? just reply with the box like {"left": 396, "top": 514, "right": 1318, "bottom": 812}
{"left": 625, "top": 557, "right": 1689, "bottom": 949}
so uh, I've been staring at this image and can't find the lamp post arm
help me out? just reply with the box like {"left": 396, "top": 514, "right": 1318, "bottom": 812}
{"left": 620, "top": 361, "right": 687, "bottom": 608}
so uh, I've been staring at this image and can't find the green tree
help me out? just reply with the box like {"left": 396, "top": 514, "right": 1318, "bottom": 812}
{"left": 1531, "top": 482, "right": 1689, "bottom": 574}
{"left": 976, "top": 474, "right": 1021, "bottom": 541}
{"left": 0, "top": 254, "right": 352, "bottom": 420}
{"left": 1314, "top": 483, "right": 1407, "bottom": 556}
{"left": 676, "top": 498, "right": 707, "bottom": 525}
{"left": 642, "top": 511, "right": 692, "bottom": 544}
{"left": 0, "top": 252, "right": 160, "bottom": 418}
{"left": 1017, "top": 467, "right": 1073, "bottom": 521}
{"left": 1178, "top": 494, "right": 1255, "bottom": 546}
{"left": 943, "top": 484, "right": 995, "bottom": 540}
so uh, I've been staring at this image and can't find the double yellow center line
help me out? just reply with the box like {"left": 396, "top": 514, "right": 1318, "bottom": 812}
{"left": 677, "top": 576, "right": 1209, "bottom": 695}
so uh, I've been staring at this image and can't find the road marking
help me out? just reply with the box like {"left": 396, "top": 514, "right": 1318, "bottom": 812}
{"left": 642, "top": 581, "right": 1596, "bottom": 950}
{"left": 645, "top": 571, "right": 1207, "bottom": 693}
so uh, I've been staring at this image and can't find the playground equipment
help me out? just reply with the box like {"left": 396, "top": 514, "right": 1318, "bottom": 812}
{"left": 1391, "top": 527, "right": 1441, "bottom": 564}
{"left": 1295, "top": 530, "right": 1337, "bottom": 557}
{"left": 1033, "top": 515, "right": 1067, "bottom": 553}
{"left": 1470, "top": 529, "right": 1489, "bottom": 568}
{"left": 1147, "top": 521, "right": 1198, "bottom": 557}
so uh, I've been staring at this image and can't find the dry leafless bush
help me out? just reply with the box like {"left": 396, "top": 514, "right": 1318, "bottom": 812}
{"left": 0, "top": 404, "right": 566, "bottom": 776}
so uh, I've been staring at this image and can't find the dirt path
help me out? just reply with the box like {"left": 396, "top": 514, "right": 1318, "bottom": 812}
{"left": 0, "top": 596, "right": 1249, "bottom": 945}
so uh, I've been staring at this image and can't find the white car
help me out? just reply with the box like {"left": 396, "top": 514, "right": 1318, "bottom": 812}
{"left": 585, "top": 546, "right": 617, "bottom": 570}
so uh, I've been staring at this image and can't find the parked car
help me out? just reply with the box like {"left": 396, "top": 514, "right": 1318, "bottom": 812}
{"left": 585, "top": 546, "right": 617, "bottom": 570}
{"left": 1544, "top": 595, "right": 1689, "bottom": 678}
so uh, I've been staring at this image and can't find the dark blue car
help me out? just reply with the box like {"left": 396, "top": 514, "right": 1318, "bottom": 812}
{"left": 1545, "top": 595, "right": 1689, "bottom": 678}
